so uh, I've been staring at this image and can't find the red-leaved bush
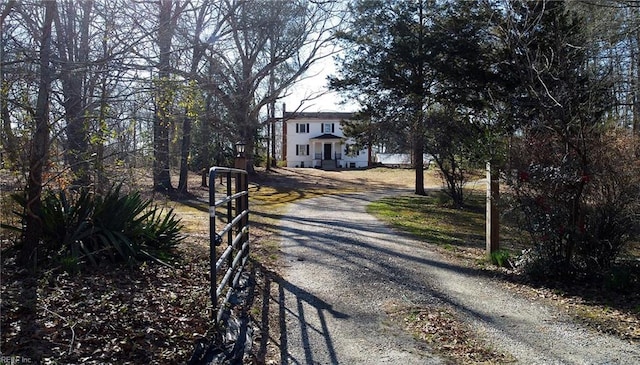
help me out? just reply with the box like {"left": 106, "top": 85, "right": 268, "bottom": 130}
{"left": 506, "top": 130, "right": 640, "bottom": 278}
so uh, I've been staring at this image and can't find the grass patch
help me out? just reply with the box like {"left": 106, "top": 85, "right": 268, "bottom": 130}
{"left": 167, "top": 202, "right": 208, "bottom": 235}
{"left": 366, "top": 191, "right": 486, "bottom": 250}
{"left": 368, "top": 187, "right": 640, "bottom": 344}
{"left": 250, "top": 185, "right": 337, "bottom": 206}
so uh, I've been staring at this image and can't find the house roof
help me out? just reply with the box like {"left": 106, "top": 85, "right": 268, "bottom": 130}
{"left": 284, "top": 111, "right": 354, "bottom": 121}
{"left": 309, "top": 133, "right": 343, "bottom": 140}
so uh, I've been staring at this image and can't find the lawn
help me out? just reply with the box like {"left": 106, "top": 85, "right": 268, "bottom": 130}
{"left": 367, "top": 193, "right": 487, "bottom": 250}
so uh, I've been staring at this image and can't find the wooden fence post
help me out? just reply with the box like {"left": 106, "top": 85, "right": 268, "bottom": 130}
{"left": 486, "top": 162, "right": 500, "bottom": 256}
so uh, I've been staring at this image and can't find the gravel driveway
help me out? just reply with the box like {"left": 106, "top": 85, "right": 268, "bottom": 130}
{"left": 276, "top": 190, "right": 640, "bottom": 364}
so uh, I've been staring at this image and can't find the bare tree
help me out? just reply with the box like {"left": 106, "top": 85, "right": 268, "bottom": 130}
{"left": 21, "top": 0, "right": 56, "bottom": 266}
{"left": 151, "top": 0, "right": 187, "bottom": 192}
{"left": 0, "top": 0, "right": 19, "bottom": 168}
{"left": 176, "top": 0, "right": 213, "bottom": 194}
{"left": 203, "top": 0, "right": 343, "bottom": 173}
{"left": 52, "top": 0, "right": 95, "bottom": 186}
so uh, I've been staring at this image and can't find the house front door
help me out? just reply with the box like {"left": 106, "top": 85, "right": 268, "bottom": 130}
{"left": 323, "top": 143, "right": 332, "bottom": 160}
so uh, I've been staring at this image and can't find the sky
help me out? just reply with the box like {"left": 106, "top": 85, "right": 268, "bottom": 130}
{"left": 281, "top": 55, "right": 360, "bottom": 114}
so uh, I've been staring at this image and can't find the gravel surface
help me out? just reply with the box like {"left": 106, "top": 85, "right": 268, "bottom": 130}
{"left": 277, "top": 190, "right": 640, "bottom": 365}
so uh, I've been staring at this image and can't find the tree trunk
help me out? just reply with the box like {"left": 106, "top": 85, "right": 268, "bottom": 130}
{"left": 54, "top": 0, "right": 91, "bottom": 187}
{"left": 95, "top": 77, "right": 109, "bottom": 194}
{"left": 243, "top": 125, "right": 256, "bottom": 174}
{"left": 153, "top": 88, "right": 173, "bottom": 191}
{"left": 485, "top": 162, "right": 499, "bottom": 255}
{"left": 367, "top": 126, "right": 373, "bottom": 167}
{"left": 62, "top": 84, "right": 90, "bottom": 186}
{"left": 414, "top": 138, "right": 425, "bottom": 195}
{"left": 1, "top": 78, "right": 19, "bottom": 167}
{"left": 94, "top": 11, "right": 112, "bottom": 194}
{"left": 414, "top": 1, "right": 426, "bottom": 196}
{"left": 177, "top": 3, "right": 207, "bottom": 194}
{"left": 635, "top": 11, "right": 640, "bottom": 157}
{"left": 0, "top": 1, "right": 18, "bottom": 168}
{"left": 200, "top": 93, "right": 213, "bottom": 187}
{"left": 201, "top": 168, "right": 208, "bottom": 187}
{"left": 271, "top": 118, "right": 277, "bottom": 167}
{"left": 233, "top": 96, "right": 254, "bottom": 173}
{"left": 266, "top": 115, "right": 271, "bottom": 171}
{"left": 413, "top": 117, "right": 426, "bottom": 196}
{"left": 177, "top": 115, "right": 192, "bottom": 194}
{"left": 20, "top": 1, "right": 55, "bottom": 267}
{"left": 152, "top": 0, "right": 176, "bottom": 192}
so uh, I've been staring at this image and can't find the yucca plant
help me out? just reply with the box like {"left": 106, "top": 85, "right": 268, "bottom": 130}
{"left": 6, "top": 184, "right": 185, "bottom": 268}
{"left": 40, "top": 189, "right": 95, "bottom": 262}
{"left": 11, "top": 190, "right": 94, "bottom": 252}
{"left": 91, "top": 185, "right": 150, "bottom": 263}
{"left": 140, "top": 205, "right": 184, "bottom": 253}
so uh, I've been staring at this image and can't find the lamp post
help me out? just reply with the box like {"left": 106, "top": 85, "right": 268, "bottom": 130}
{"left": 234, "top": 141, "right": 246, "bottom": 170}
{"left": 234, "top": 141, "right": 248, "bottom": 246}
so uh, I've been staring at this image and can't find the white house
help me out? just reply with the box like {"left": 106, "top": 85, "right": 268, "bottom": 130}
{"left": 376, "top": 153, "right": 433, "bottom": 168}
{"left": 283, "top": 112, "right": 370, "bottom": 169}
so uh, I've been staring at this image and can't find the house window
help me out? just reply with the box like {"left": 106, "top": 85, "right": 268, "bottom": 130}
{"left": 296, "top": 144, "right": 309, "bottom": 156}
{"left": 296, "top": 123, "right": 309, "bottom": 133}
{"left": 323, "top": 123, "right": 334, "bottom": 134}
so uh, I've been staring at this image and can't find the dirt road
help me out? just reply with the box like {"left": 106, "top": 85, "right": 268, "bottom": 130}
{"left": 276, "top": 190, "right": 640, "bottom": 364}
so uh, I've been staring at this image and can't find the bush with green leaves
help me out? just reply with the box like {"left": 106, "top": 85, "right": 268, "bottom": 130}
{"left": 8, "top": 185, "right": 184, "bottom": 266}
{"left": 490, "top": 249, "right": 512, "bottom": 268}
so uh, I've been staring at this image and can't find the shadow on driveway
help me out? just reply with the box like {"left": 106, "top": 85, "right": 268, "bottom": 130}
{"left": 254, "top": 263, "right": 349, "bottom": 365}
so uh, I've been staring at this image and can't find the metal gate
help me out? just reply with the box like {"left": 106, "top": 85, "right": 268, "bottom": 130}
{"left": 208, "top": 166, "right": 249, "bottom": 323}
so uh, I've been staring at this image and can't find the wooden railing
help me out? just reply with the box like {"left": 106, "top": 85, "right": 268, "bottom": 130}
{"left": 208, "top": 166, "right": 249, "bottom": 323}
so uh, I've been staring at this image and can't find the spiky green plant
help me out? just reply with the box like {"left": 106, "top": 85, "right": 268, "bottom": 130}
{"left": 6, "top": 185, "right": 184, "bottom": 267}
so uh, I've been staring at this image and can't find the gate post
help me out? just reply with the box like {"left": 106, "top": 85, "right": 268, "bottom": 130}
{"left": 486, "top": 162, "right": 500, "bottom": 256}
{"left": 208, "top": 167, "right": 217, "bottom": 320}
{"left": 208, "top": 166, "right": 250, "bottom": 325}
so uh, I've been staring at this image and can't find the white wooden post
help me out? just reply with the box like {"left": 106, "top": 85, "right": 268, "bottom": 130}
{"left": 486, "top": 162, "right": 500, "bottom": 256}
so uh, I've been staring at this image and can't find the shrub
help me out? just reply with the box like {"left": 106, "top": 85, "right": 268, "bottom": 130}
{"left": 507, "top": 131, "right": 640, "bottom": 278}
{"left": 490, "top": 249, "right": 512, "bottom": 268}
{"left": 603, "top": 265, "right": 638, "bottom": 293}
{"left": 140, "top": 204, "right": 185, "bottom": 253}
{"left": 9, "top": 185, "right": 184, "bottom": 267}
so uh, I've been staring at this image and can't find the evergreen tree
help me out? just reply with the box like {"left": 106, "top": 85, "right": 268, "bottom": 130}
{"left": 333, "top": 0, "right": 501, "bottom": 202}
{"left": 332, "top": 0, "right": 442, "bottom": 195}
